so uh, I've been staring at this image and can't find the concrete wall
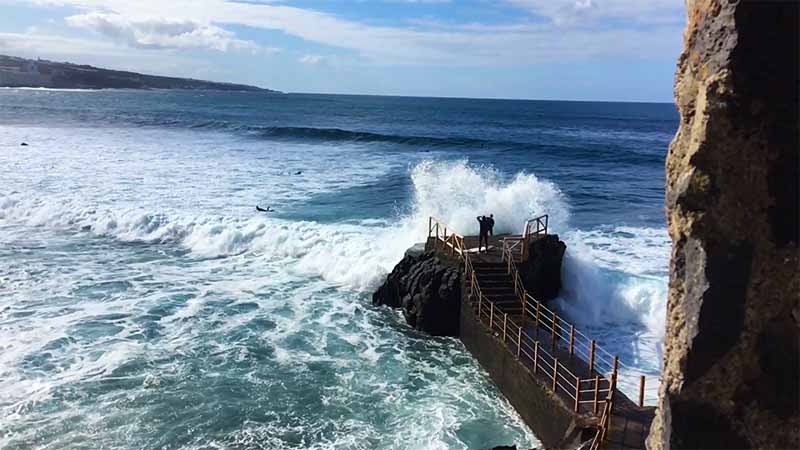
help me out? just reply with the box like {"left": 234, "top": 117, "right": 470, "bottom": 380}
{"left": 459, "top": 298, "right": 580, "bottom": 449}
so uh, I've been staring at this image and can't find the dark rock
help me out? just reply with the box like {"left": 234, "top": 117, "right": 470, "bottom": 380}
{"left": 518, "top": 234, "right": 565, "bottom": 301}
{"left": 404, "top": 242, "right": 426, "bottom": 258}
{"left": 648, "top": 1, "right": 799, "bottom": 449}
{"left": 20, "top": 142, "right": 28, "bottom": 146}
{"left": 372, "top": 251, "right": 462, "bottom": 336}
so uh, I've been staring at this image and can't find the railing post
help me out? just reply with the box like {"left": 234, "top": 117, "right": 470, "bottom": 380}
{"left": 516, "top": 326, "right": 522, "bottom": 358}
{"left": 639, "top": 375, "right": 646, "bottom": 407}
{"left": 593, "top": 375, "right": 600, "bottom": 414}
{"left": 611, "top": 356, "right": 619, "bottom": 391}
{"left": 551, "top": 314, "right": 558, "bottom": 352}
{"left": 489, "top": 302, "right": 494, "bottom": 331}
{"left": 589, "top": 340, "right": 596, "bottom": 373}
{"left": 569, "top": 324, "right": 575, "bottom": 356}
{"left": 574, "top": 378, "right": 581, "bottom": 412}
{"left": 478, "top": 293, "right": 483, "bottom": 323}
{"left": 503, "top": 313, "right": 508, "bottom": 342}
{"left": 534, "top": 302, "right": 540, "bottom": 337}
{"left": 521, "top": 289, "right": 528, "bottom": 324}
{"left": 553, "top": 358, "right": 559, "bottom": 392}
{"left": 519, "top": 288, "right": 525, "bottom": 310}
{"left": 533, "top": 341, "right": 539, "bottom": 374}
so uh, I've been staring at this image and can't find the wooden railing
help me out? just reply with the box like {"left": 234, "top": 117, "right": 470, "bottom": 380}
{"left": 590, "top": 391, "right": 614, "bottom": 450}
{"left": 504, "top": 214, "right": 549, "bottom": 262}
{"left": 502, "top": 237, "right": 526, "bottom": 263}
{"left": 428, "top": 216, "right": 466, "bottom": 256}
{"left": 428, "top": 217, "right": 656, "bottom": 448}
{"left": 472, "top": 295, "right": 614, "bottom": 415}
{"left": 524, "top": 214, "right": 548, "bottom": 239}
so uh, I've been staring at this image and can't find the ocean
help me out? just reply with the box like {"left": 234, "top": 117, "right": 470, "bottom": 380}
{"left": 0, "top": 89, "right": 678, "bottom": 450}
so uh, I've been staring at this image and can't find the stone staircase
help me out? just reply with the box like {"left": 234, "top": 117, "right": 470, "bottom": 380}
{"left": 472, "top": 260, "right": 524, "bottom": 321}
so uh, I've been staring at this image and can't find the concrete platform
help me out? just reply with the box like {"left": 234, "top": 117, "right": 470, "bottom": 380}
{"left": 431, "top": 233, "right": 655, "bottom": 449}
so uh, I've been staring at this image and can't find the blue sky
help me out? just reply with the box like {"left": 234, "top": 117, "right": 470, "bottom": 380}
{"left": 0, "top": 0, "right": 686, "bottom": 101}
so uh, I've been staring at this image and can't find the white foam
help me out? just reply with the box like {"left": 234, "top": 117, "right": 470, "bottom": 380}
{"left": 558, "top": 227, "right": 669, "bottom": 337}
{"left": 406, "top": 160, "right": 569, "bottom": 236}
{"left": 1, "top": 126, "right": 670, "bottom": 420}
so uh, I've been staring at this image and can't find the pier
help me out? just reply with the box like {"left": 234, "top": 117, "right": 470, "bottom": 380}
{"left": 427, "top": 216, "right": 657, "bottom": 449}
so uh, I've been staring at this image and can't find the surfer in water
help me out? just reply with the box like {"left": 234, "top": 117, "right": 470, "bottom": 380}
{"left": 256, "top": 205, "right": 274, "bottom": 212}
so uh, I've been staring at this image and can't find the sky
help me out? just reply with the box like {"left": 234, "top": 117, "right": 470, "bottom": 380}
{"left": 0, "top": 0, "right": 686, "bottom": 101}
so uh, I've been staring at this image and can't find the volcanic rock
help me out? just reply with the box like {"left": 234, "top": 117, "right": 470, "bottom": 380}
{"left": 372, "top": 251, "right": 462, "bottom": 336}
{"left": 518, "top": 234, "right": 565, "bottom": 301}
{"left": 648, "top": 1, "right": 799, "bottom": 449}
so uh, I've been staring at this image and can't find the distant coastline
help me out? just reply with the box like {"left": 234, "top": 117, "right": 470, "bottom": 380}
{"left": 0, "top": 54, "right": 279, "bottom": 92}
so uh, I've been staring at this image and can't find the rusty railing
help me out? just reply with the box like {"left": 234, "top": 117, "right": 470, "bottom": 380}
{"left": 429, "top": 217, "right": 659, "bottom": 448}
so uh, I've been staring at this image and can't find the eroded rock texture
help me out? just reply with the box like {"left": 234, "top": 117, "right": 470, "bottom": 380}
{"left": 372, "top": 251, "right": 462, "bottom": 336}
{"left": 519, "top": 234, "right": 566, "bottom": 301}
{"left": 648, "top": 1, "right": 799, "bottom": 449}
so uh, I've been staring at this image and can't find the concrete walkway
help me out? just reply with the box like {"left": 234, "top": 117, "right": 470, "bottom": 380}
{"left": 453, "top": 234, "right": 655, "bottom": 449}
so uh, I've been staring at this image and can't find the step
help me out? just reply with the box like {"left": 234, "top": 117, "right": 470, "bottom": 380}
{"left": 481, "top": 287, "right": 516, "bottom": 294}
{"left": 472, "top": 262, "right": 507, "bottom": 269}
{"left": 490, "top": 305, "right": 523, "bottom": 312}
{"left": 476, "top": 280, "right": 513, "bottom": 287}
{"left": 476, "top": 277, "right": 511, "bottom": 285}
{"left": 475, "top": 267, "right": 508, "bottom": 275}
{"left": 477, "top": 284, "right": 513, "bottom": 290}
{"left": 476, "top": 273, "right": 511, "bottom": 280}
{"left": 482, "top": 293, "right": 521, "bottom": 301}
{"left": 484, "top": 296, "right": 517, "bottom": 304}
{"left": 476, "top": 282, "right": 511, "bottom": 290}
{"left": 484, "top": 299, "right": 522, "bottom": 308}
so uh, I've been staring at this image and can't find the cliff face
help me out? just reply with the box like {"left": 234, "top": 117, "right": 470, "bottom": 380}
{"left": 649, "top": 1, "right": 799, "bottom": 449}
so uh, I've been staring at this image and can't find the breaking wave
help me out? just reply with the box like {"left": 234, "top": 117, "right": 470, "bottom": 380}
{"left": 0, "top": 160, "right": 667, "bottom": 339}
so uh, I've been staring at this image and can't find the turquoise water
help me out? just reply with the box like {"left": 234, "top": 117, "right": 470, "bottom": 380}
{"left": 0, "top": 90, "right": 677, "bottom": 449}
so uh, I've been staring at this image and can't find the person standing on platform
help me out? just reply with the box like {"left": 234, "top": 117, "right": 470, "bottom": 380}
{"left": 477, "top": 214, "right": 494, "bottom": 253}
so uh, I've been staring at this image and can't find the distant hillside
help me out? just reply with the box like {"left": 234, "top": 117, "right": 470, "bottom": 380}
{"left": 0, "top": 55, "right": 278, "bottom": 92}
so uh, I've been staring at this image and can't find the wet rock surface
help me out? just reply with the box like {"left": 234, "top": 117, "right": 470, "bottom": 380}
{"left": 518, "top": 234, "right": 565, "bottom": 301}
{"left": 649, "top": 1, "right": 799, "bottom": 449}
{"left": 372, "top": 251, "right": 462, "bottom": 336}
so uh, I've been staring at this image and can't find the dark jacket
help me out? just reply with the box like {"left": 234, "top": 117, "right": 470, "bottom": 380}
{"left": 477, "top": 216, "right": 495, "bottom": 235}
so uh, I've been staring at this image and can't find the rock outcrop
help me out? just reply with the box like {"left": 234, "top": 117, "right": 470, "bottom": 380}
{"left": 518, "top": 234, "right": 566, "bottom": 301}
{"left": 372, "top": 251, "right": 462, "bottom": 336}
{"left": 649, "top": 1, "right": 799, "bottom": 449}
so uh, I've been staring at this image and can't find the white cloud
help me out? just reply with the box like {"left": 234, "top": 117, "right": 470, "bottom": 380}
{"left": 65, "top": 11, "right": 266, "bottom": 53}
{"left": 507, "top": 0, "right": 685, "bottom": 26}
{"left": 298, "top": 54, "right": 325, "bottom": 65}
{"left": 8, "top": 0, "right": 684, "bottom": 65}
{"left": 0, "top": 30, "right": 124, "bottom": 57}
{"left": 386, "top": 0, "right": 451, "bottom": 3}
{"left": 0, "top": 30, "right": 204, "bottom": 71}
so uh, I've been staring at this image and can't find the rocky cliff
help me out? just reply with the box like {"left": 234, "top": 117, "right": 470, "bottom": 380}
{"left": 648, "top": 1, "right": 799, "bottom": 449}
{"left": 372, "top": 249, "right": 462, "bottom": 336}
